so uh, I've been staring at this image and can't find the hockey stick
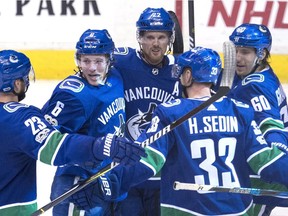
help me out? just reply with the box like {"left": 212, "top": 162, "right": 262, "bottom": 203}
{"left": 31, "top": 163, "right": 114, "bottom": 216}
{"left": 173, "top": 182, "right": 288, "bottom": 197}
{"left": 188, "top": 0, "right": 195, "bottom": 49}
{"left": 32, "top": 41, "right": 236, "bottom": 216}
{"left": 168, "top": 10, "right": 184, "bottom": 55}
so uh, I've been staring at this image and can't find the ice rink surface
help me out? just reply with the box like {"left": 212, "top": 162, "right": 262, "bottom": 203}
{"left": 23, "top": 80, "right": 288, "bottom": 216}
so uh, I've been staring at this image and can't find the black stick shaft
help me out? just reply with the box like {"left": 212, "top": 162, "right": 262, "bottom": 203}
{"left": 188, "top": 0, "right": 195, "bottom": 49}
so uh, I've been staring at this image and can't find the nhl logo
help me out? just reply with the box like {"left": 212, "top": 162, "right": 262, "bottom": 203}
{"left": 152, "top": 68, "right": 159, "bottom": 75}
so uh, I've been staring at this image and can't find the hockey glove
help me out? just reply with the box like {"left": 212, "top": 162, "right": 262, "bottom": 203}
{"left": 70, "top": 174, "right": 125, "bottom": 211}
{"left": 93, "top": 133, "right": 147, "bottom": 165}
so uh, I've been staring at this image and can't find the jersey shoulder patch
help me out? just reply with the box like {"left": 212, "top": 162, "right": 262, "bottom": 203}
{"left": 114, "top": 47, "right": 129, "bottom": 56}
{"left": 3, "top": 102, "right": 29, "bottom": 113}
{"left": 59, "top": 78, "right": 85, "bottom": 93}
{"left": 242, "top": 73, "right": 265, "bottom": 86}
{"left": 162, "top": 99, "right": 181, "bottom": 108}
{"left": 230, "top": 98, "right": 250, "bottom": 108}
{"left": 167, "top": 54, "right": 176, "bottom": 65}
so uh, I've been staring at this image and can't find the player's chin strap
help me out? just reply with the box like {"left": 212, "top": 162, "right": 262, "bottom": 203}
{"left": 166, "top": 39, "right": 173, "bottom": 54}
{"left": 97, "top": 60, "right": 112, "bottom": 86}
{"left": 242, "top": 49, "right": 267, "bottom": 78}
{"left": 248, "top": 57, "right": 261, "bottom": 75}
{"left": 95, "top": 76, "right": 106, "bottom": 86}
{"left": 166, "top": 46, "right": 172, "bottom": 54}
{"left": 239, "top": 57, "right": 260, "bottom": 80}
{"left": 95, "top": 65, "right": 109, "bottom": 86}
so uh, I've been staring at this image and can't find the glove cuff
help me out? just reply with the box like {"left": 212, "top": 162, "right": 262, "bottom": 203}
{"left": 93, "top": 133, "right": 116, "bottom": 160}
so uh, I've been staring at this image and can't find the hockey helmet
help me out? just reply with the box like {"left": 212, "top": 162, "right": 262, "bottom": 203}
{"left": 76, "top": 29, "right": 115, "bottom": 60}
{"left": 136, "top": 7, "right": 175, "bottom": 49}
{"left": 174, "top": 47, "right": 222, "bottom": 85}
{"left": 0, "top": 50, "right": 34, "bottom": 93}
{"left": 136, "top": 7, "right": 175, "bottom": 32}
{"left": 229, "top": 23, "right": 272, "bottom": 58}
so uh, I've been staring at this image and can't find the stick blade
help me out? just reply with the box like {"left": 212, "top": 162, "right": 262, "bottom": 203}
{"left": 173, "top": 181, "right": 288, "bottom": 197}
{"left": 220, "top": 41, "right": 236, "bottom": 88}
{"left": 174, "top": 181, "right": 211, "bottom": 191}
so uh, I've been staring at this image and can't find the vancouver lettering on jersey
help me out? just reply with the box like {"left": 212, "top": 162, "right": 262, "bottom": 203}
{"left": 188, "top": 115, "right": 238, "bottom": 134}
{"left": 125, "top": 87, "right": 176, "bottom": 103}
{"left": 98, "top": 98, "right": 125, "bottom": 125}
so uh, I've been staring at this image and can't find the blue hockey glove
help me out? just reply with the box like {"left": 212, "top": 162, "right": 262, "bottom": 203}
{"left": 70, "top": 174, "right": 125, "bottom": 211}
{"left": 93, "top": 133, "right": 147, "bottom": 165}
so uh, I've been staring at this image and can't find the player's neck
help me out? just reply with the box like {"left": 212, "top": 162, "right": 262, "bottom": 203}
{"left": 186, "top": 84, "right": 212, "bottom": 99}
{"left": 0, "top": 93, "right": 18, "bottom": 103}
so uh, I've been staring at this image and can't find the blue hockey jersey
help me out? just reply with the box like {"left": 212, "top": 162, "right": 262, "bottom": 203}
{"left": 0, "top": 102, "right": 100, "bottom": 215}
{"left": 114, "top": 47, "right": 182, "bottom": 186}
{"left": 42, "top": 68, "right": 125, "bottom": 177}
{"left": 114, "top": 47, "right": 182, "bottom": 142}
{"left": 112, "top": 96, "right": 288, "bottom": 215}
{"left": 228, "top": 67, "right": 288, "bottom": 207}
{"left": 229, "top": 67, "right": 288, "bottom": 134}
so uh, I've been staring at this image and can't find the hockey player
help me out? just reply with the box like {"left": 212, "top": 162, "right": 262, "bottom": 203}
{"left": 228, "top": 23, "right": 288, "bottom": 215}
{"left": 0, "top": 49, "right": 146, "bottom": 216}
{"left": 70, "top": 47, "right": 288, "bottom": 215}
{"left": 113, "top": 7, "right": 182, "bottom": 215}
{"left": 41, "top": 29, "right": 133, "bottom": 215}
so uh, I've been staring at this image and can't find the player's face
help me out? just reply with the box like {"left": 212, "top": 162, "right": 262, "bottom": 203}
{"left": 235, "top": 47, "right": 257, "bottom": 78}
{"left": 139, "top": 31, "right": 169, "bottom": 65}
{"left": 78, "top": 55, "right": 109, "bottom": 86}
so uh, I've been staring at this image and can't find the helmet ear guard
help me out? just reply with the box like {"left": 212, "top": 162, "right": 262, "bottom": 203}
{"left": 256, "top": 48, "right": 266, "bottom": 60}
{"left": 74, "top": 52, "right": 81, "bottom": 67}
{"left": 136, "top": 30, "right": 142, "bottom": 44}
{"left": 169, "top": 30, "right": 175, "bottom": 44}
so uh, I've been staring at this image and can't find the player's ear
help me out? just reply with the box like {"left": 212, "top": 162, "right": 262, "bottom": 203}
{"left": 13, "top": 79, "right": 22, "bottom": 93}
{"left": 180, "top": 69, "right": 192, "bottom": 87}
